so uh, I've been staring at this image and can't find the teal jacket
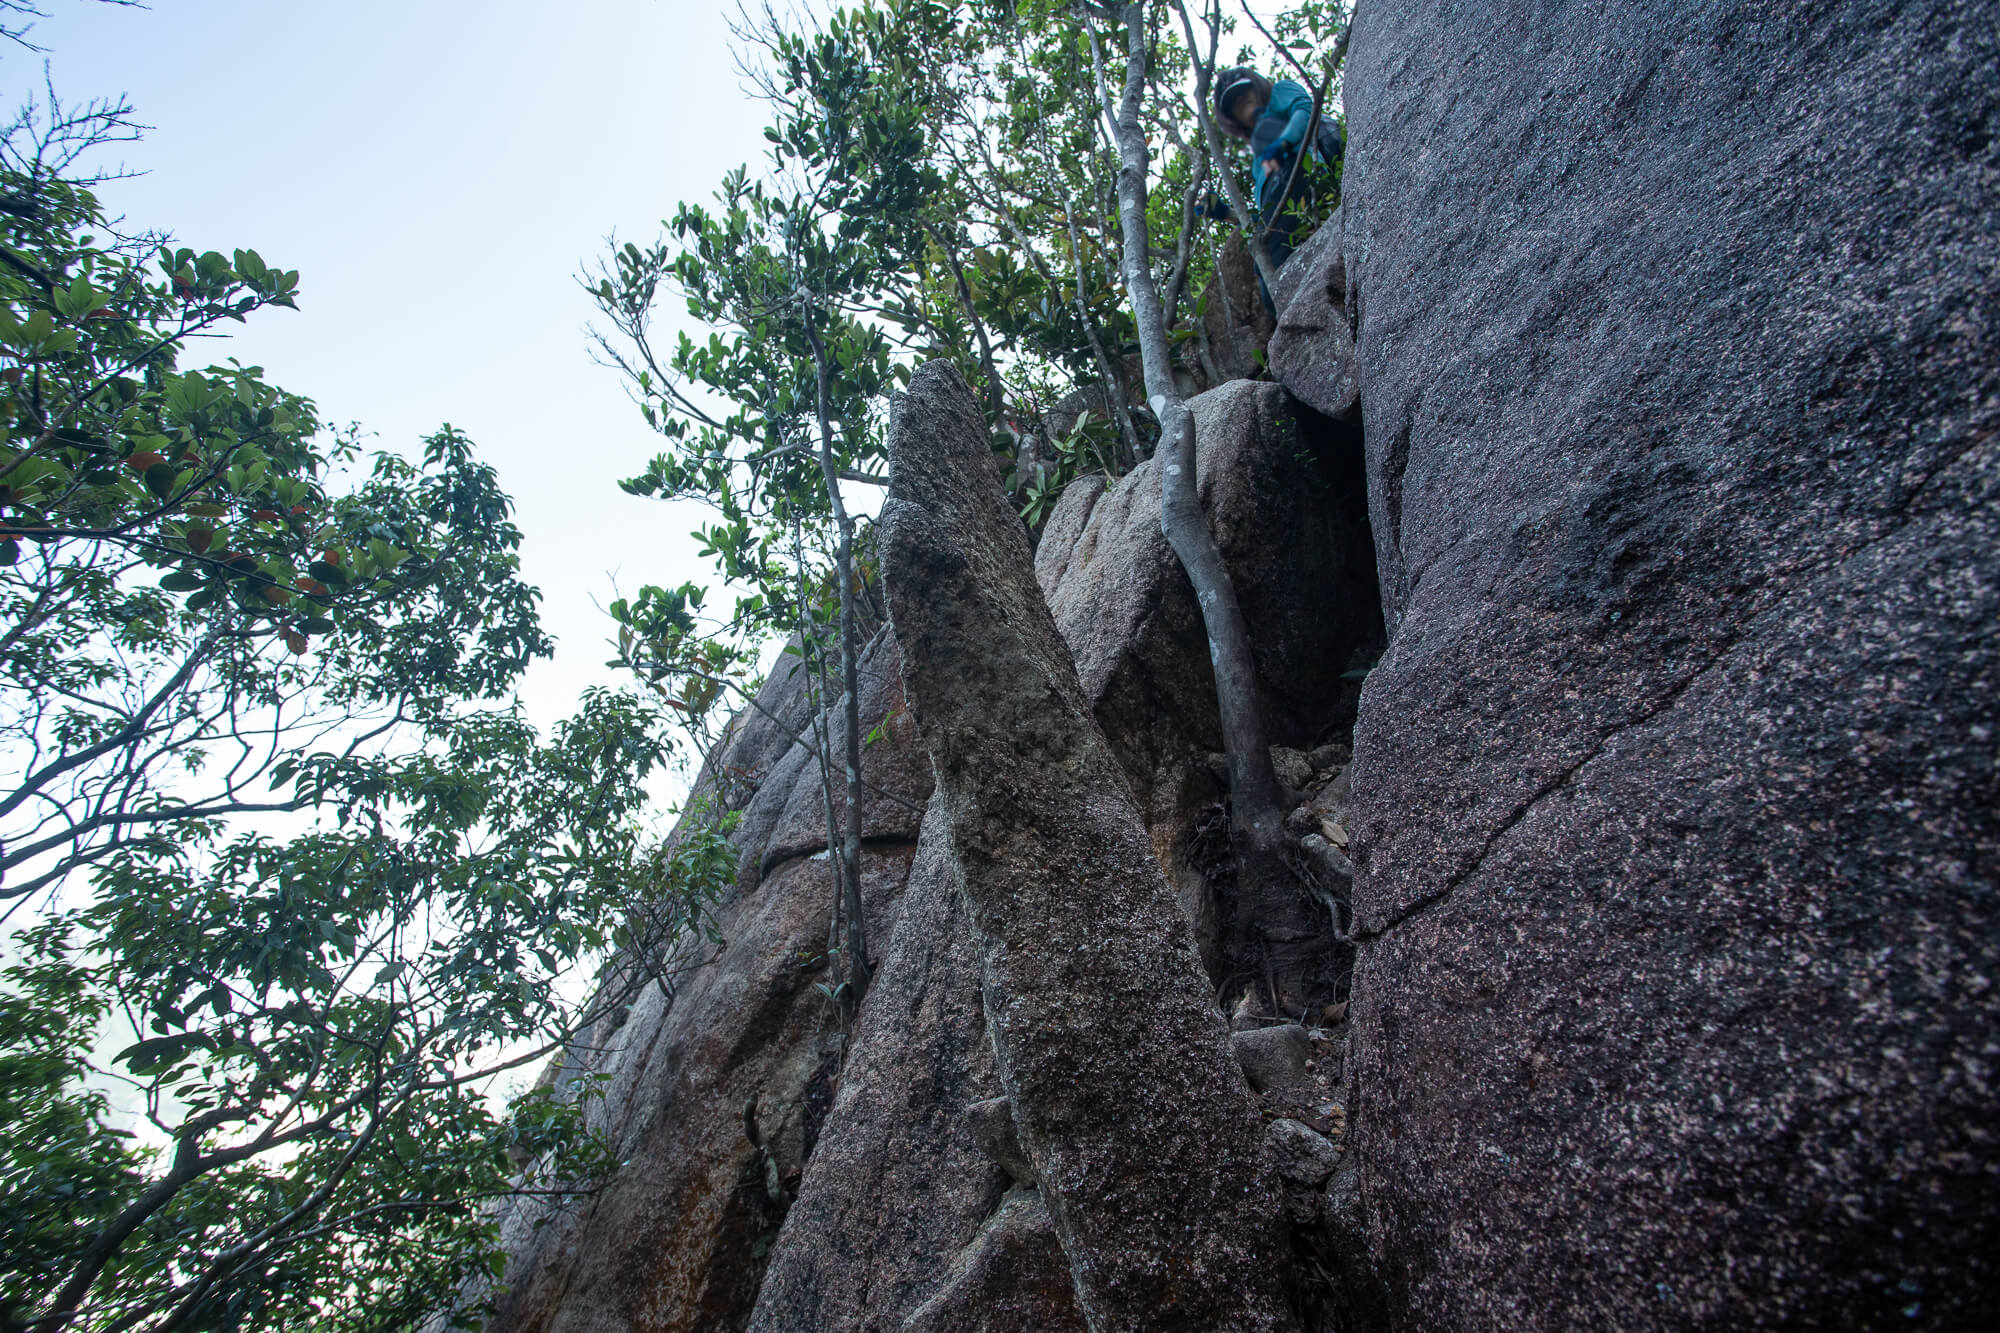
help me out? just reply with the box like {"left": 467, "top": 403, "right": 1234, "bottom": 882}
{"left": 1251, "top": 79, "right": 1318, "bottom": 211}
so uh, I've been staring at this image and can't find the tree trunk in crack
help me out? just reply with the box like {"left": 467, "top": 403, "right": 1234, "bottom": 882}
{"left": 805, "top": 311, "right": 871, "bottom": 1006}
{"left": 1096, "top": 1, "right": 1288, "bottom": 906}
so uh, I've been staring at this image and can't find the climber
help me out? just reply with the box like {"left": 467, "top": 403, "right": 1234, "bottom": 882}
{"left": 1211, "top": 66, "right": 1345, "bottom": 280}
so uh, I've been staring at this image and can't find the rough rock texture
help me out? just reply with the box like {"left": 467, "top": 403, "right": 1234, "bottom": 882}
{"left": 745, "top": 799, "right": 1026, "bottom": 1332}
{"left": 1341, "top": 0, "right": 2000, "bottom": 1327}
{"left": 1040, "top": 380, "right": 1377, "bottom": 767}
{"left": 1029, "top": 473, "right": 1106, "bottom": 596}
{"left": 1267, "top": 216, "right": 1359, "bottom": 422}
{"left": 480, "top": 632, "right": 933, "bottom": 1333}
{"left": 478, "top": 368, "right": 1378, "bottom": 1333}
{"left": 900, "top": 1189, "right": 1087, "bottom": 1333}
{"left": 1199, "top": 231, "right": 1278, "bottom": 386}
{"left": 880, "top": 361, "right": 1299, "bottom": 1332}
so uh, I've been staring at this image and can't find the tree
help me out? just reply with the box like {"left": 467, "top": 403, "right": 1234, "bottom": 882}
{"left": 1, "top": 697, "right": 734, "bottom": 1333}
{"left": 0, "top": 85, "right": 536, "bottom": 906}
{"left": 0, "top": 81, "right": 731, "bottom": 1333}
{"left": 589, "top": 4, "right": 945, "bottom": 1010}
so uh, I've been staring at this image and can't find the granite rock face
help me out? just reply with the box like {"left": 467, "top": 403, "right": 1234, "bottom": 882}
{"left": 746, "top": 798, "right": 1021, "bottom": 1332}
{"left": 880, "top": 361, "right": 1299, "bottom": 1332}
{"left": 1340, "top": 0, "right": 2000, "bottom": 1327}
{"left": 479, "top": 632, "right": 933, "bottom": 1333}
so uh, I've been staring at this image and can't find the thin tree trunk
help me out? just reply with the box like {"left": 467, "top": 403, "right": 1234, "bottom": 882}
{"left": 1092, "top": 3, "right": 1286, "bottom": 875}
{"left": 802, "top": 309, "right": 871, "bottom": 1006}
{"left": 935, "top": 230, "right": 1006, "bottom": 421}
{"left": 792, "top": 518, "right": 848, "bottom": 957}
{"left": 1157, "top": 121, "right": 1210, "bottom": 333}
{"left": 1060, "top": 196, "right": 1144, "bottom": 471}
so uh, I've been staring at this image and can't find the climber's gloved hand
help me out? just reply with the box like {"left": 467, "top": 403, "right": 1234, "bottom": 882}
{"left": 1256, "top": 141, "right": 1297, "bottom": 184}
{"left": 1201, "top": 193, "right": 1233, "bottom": 221}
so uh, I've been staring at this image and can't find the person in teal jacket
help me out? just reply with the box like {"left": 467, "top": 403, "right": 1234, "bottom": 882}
{"left": 1212, "top": 67, "right": 1345, "bottom": 273}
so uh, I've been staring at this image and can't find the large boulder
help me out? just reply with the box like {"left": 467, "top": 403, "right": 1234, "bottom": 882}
{"left": 1037, "top": 380, "right": 1380, "bottom": 820}
{"left": 1340, "top": 0, "right": 1999, "bottom": 1327}
{"left": 879, "top": 361, "right": 1299, "bottom": 1332}
{"left": 1267, "top": 215, "right": 1359, "bottom": 422}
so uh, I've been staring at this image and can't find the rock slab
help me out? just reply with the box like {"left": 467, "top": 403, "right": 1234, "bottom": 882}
{"left": 1341, "top": 0, "right": 2000, "bottom": 1327}
{"left": 880, "top": 361, "right": 1299, "bottom": 1332}
{"left": 746, "top": 798, "right": 1020, "bottom": 1332}
{"left": 480, "top": 635, "right": 933, "bottom": 1333}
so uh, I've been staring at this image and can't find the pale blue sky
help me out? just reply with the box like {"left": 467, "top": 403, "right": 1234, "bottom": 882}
{"left": 12, "top": 0, "right": 768, "bottom": 738}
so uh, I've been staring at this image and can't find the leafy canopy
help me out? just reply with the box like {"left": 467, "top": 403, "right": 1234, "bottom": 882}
{"left": 0, "top": 81, "right": 732, "bottom": 1333}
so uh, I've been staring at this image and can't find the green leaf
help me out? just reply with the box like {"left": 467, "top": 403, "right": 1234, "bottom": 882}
{"left": 15, "top": 307, "right": 54, "bottom": 346}
{"left": 114, "top": 1034, "right": 204, "bottom": 1073}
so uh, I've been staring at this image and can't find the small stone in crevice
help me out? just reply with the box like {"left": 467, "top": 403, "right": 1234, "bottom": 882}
{"left": 967, "top": 1096, "right": 1035, "bottom": 1185}
{"left": 1233, "top": 1024, "right": 1314, "bottom": 1095}
{"left": 1306, "top": 741, "right": 1350, "bottom": 774}
{"left": 1270, "top": 746, "right": 1316, "bottom": 794}
{"left": 1267, "top": 1118, "right": 1343, "bottom": 1190}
